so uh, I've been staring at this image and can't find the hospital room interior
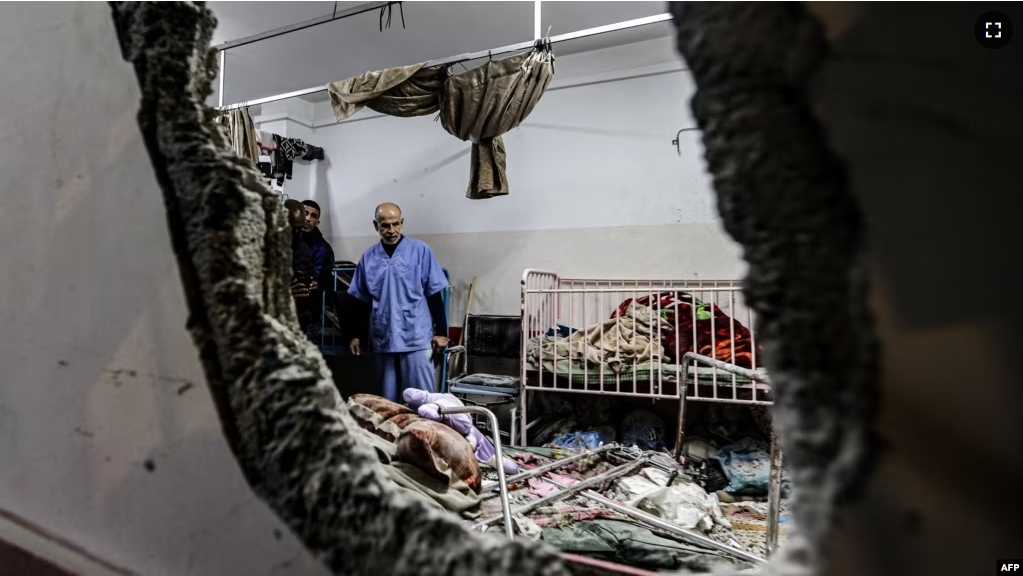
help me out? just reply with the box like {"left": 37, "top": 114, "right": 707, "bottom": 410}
{"left": 1, "top": 2, "right": 1020, "bottom": 576}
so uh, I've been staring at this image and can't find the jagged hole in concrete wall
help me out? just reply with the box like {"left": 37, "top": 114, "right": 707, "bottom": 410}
{"left": 107, "top": 1, "right": 878, "bottom": 575}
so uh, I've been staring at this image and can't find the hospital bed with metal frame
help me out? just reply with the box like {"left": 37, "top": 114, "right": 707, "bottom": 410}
{"left": 518, "top": 268, "right": 783, "bottom": 554}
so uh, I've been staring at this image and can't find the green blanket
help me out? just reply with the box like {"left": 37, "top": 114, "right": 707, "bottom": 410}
{"left": 543, "top": 519, "right": 749, "bottom": 572}
{"left": 355, "top": 427, "right": 482, "bottom": 517}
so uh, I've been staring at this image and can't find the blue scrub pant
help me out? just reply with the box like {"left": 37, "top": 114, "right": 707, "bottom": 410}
{"left": 375, "top": 349, "right": 435, "bottom": 402}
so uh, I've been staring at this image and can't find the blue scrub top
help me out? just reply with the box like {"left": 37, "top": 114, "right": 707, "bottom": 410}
{"left": 348, "top": 237, "right": 450, "bottom": 354}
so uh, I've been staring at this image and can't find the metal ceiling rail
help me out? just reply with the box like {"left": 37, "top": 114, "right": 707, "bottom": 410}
{"left": 217, "top": 12, "right": 674, "bottom": 111}
{"left": 212, "top": 2, "right": 391, "bottom": 52}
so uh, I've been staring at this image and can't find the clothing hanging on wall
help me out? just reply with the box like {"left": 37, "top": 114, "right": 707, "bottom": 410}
{"left": 256, "top": 132, "right": 324, "bottom": 186}
{"left": 280, "top": 137, "right": 307, "bottom": 160}
{"left": 327, "top": 46, "right": 555, "bottom": 199}
{"left": 302, "top": 145, "right": 324, "bottom": 161}
{"left": 272, "top": 134, "right": 291, "bottom": 185}
{"left": 215, "top": 108, "right": 260, "bottom": 164}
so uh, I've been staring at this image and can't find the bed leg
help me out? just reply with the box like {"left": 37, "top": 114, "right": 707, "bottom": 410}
{"left": 442, "top": 405, "right": 514, "bottom": 538}
{"left": 519, "top": 390, "right": 528, "bottom": 446}
{"left": 509, "top": 405, "right": 518, "bottom": 449}
{"left": 673, "top": 391, "right": 688, "bottom": 463}
{"left": 766, "top": 428, "right": 783, "bottom": 556}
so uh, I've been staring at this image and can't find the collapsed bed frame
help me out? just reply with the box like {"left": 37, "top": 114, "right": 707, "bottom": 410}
{"left": 518, "top": 269, "right": 784, "bottom": 554}
{"left": 465, "top": 435, "right": 767, "bottom": 570}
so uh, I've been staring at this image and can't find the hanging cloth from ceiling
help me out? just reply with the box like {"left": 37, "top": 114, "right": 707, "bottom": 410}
{"left": 439, "top": 49, "right": 554, "bottom": 199}
{"left": 327, "top": 47, "right": 555, "bottom": 199}
{"left": 329, "top": 63, "right": 445, "bottom": 120}
{"left": 215, "top": 107, "right": 260, "bottom": 164}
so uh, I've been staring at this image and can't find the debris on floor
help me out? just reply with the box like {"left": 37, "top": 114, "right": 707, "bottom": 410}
{"left": 471, "top": 444, "right": 781, "bottom": 572}
{"left": 712, "top": 437, "right": 791, "bottom": 497}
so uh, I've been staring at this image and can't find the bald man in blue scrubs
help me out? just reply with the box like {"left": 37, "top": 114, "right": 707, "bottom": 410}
{"left": 347, "top": 202, "right": 450, "bottom": 402}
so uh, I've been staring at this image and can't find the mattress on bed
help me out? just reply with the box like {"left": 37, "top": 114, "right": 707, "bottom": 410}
{"left": 526, "top": 357, "right": 767, "bottom": 385}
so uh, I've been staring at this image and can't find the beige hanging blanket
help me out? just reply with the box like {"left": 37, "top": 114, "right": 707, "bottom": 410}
{"left": 327, "top": 49, "right": 554, "bottom": 199}
{"left": 215, "top": 108, "right": 260, "bottom": 164}
{"left": 328, "top": 63, "right": 446, "bottom": 120}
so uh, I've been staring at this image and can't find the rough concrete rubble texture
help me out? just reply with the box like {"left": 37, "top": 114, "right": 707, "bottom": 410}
{"left": 671, "top": 2, "right": 880, "bottom": 575}
{"left": 107, "top": 2, "right": 570, "bottom": 575}
{"left": 107, "top": 1, "right": 881, "bottom": 575}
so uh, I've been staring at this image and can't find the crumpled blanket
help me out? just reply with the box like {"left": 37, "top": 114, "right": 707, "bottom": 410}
{"left": 527, "top": 303, "right": 660, "bottom": 373}
{"left": 354, "top": 427, "right": 481, "bottom": 516}
{"left": 614, "top": 291, "right": 762, "bottom": 368}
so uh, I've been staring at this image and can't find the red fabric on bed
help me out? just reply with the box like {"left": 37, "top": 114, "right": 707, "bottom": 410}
{"left": 613, "top": 291, "right": 762, "bottom": 369}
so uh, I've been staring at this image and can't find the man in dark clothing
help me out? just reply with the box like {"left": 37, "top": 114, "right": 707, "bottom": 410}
{"left": 301, "top": 200, "right": 336, "bottom": 296}
{"left": 286, "top": 199, "right": 317, "bottom": 338}
{"left": 300, "top": 200, "right": 336, "bottom": 344}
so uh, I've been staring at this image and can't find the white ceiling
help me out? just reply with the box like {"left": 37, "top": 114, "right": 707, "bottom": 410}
{"left": 208, "top": 1, "right": 671, "bottom": 106}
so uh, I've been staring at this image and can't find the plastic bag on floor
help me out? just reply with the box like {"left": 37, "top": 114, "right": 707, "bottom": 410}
{"left": 550, "top": 428, "right": 613, "bottom": 452}
{"left": 628, "top": 481, "right": 728, "bottom": 532}
{"left": 612, "top": 466, "right": 681, "bottom": 501}
{"left": 638, "top": 466, "right": 672, "bottom": 486}
{"left": 613, "top": 475, "right": 661, "bottom": 502}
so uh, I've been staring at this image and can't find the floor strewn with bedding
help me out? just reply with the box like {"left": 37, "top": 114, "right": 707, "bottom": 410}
{"left": 470, "top": 445, "right": 787, "bottom": 571}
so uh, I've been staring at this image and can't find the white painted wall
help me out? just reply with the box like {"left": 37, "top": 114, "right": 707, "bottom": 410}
{"left": 286, "top": 38, "right": 746, "bottom": 318}
{"left": 212, "top": 33, "right": 746, "bottom": 324}
{"left": 0, "top": 4, "right": 329, "bottom": 576}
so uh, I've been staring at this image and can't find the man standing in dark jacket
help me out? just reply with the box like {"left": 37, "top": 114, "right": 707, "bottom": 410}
{"left": 302, "top": 200, "right": 336, "bottom": 342}
{"left": 286, "top": 199, "right": 317, "bottom": 338}
{"left": 301, "top": 200, "right": 335, "bottom": 294}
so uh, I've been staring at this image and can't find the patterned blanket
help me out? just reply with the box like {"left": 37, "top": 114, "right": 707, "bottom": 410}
{"left": 614, "top": 291, "right": 762, "bottom": 369}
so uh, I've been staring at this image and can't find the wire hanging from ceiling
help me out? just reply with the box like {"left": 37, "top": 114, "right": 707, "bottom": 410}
{"left": 379, "top": 2, "right": 406, "bottom": 32}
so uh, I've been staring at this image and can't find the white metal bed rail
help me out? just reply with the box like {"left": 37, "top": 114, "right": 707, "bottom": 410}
{"left": 520, "top": 270, "right": 770, "bottom": 400}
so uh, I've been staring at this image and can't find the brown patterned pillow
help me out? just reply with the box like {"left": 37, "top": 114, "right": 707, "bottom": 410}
{"left": 388, "top": 412, "right": 422, "bottom": 431}
{"left": 396, "top": 419, "right": 482, "bottom": 493}
{"left": 347, "top": 394, "right": 417, "bottom": 442}
{"left": 350, "top": 394, "right": 415, "bottom": 420}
